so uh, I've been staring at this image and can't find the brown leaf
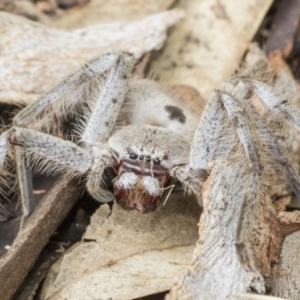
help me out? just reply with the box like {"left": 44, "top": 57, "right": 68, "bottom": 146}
{"left": 42, "top": 196, "right": 201, "bottom": 299}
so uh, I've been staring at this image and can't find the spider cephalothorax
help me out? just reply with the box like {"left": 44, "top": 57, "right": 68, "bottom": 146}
{"left": 107, "top": 124, "right": 190, "bottom": 212}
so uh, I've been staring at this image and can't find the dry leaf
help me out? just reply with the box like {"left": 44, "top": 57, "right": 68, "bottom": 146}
{"left": 151, "top": 0, "right": 273, "bottom": 99}
{"left": 0, "top": 9, "right": 184, "bottom": 105}
{"left": 42, "top": 196, "right": 201, "bottom": 299}
{"left": 167, "top": 159, "right": 269, "bottom": 299}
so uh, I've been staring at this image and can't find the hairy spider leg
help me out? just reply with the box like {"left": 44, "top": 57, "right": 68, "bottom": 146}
{"left": 218, "top": 90, "right": 263, "bottom": 251}
{"left": 5, "top": 53, "right": 135, "bottom": 226}
{"left": 78, "top": 53, "right": 136, "bottom": 201}
{"left": 0, "top": 131, "right": 14, "bottom": 199}
{"left": 189, "top": 91, "right": 225, "bottom": 171}
{"left": 193, "top": 87, "right": 271, "bottom": 275}
{"left": 81, "top": 53, "right": 135, "bottom": 144}
{"left": 216, "top": 80, "right": 300, "bottom": 269}
{"left": 10, "top": 128, "right": 93, "bottom": 174}
{"left": 8, "top": 128, "right": 94, "bottom": 227}
{"left": 0, "top": 131, "right": 11, "bottom": 175}
{"left": 228, "top": 78, "right": 300, "bottom": 199}
{"left": 249, "top": 79, "right": 300, "bottom": 130}
{"left": 14, "top": 53, "right": 121, "bottom": 128}
{"left": 168, "top": 91, "right": 226, "bottom": 201}
{"left": 0, "top": 131, "right": 36, "bottom": 223}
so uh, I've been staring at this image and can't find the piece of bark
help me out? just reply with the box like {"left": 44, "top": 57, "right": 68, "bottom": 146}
{"left": 0, "top": 9, "right": 184, "bottom": 105}
{"left": 151, "top": 0, "right": 273, "bottom": 100}
{"left": 271, "top": 230, "right": 300, "bottom": 300}
{"left": 167, "top": 159, "right": 276, "bottom": 300}
{"left": 12, "top": 243, "right": 65, "bottom": 300}
{"left": 41, "top": 196, "right": 201, "bottom": 299}
{"left": 10, "top": 186, "right": 97, "bottom": 300}
{"left": 265, "top": 0, "right": 300, "bottom": 59}
{"left": 0, "top": 177, "right": 83, "bottom": 300}
{"left": 0, "top": 175, "right": 56, "bottom": 259}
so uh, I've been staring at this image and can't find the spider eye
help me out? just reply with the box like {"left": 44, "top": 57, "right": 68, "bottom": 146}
{"left": 154, "top": 158, "right": 160, "bottom": 165}
{"left": 146, "top": 156, "right": 151, "bottom": 162}
{"left": 129, "top": 152, "right": 138, "bottom": 160}
{"left": 139, "top": 155, "right": 144, "bottom": 160}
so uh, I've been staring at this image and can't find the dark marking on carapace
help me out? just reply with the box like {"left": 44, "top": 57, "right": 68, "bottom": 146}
{"left": 112, "top": 98, "right": 117, "bottom": 103}
{"left": 274, "top": 100, "right": 288, "bottom": 109}
{"left": 165, "top": 105, "right": 186, "bottom": 124}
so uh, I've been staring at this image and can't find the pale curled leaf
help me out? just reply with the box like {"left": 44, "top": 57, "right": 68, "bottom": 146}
{"left": 45, "top": 245, "right": 195, "bottom": 300}
{"left": 246, "top": 44, "right": 300, "bottom": 102}
{"left": 166, "top": 157, "right": 278, "bottom": 299}
{"left": 42, "top": 196, "right": 201, "bottom": 299}
{"left": 54, "top": 0, "right": 176, "bottom": 29}
{"left": 152, "top": 0, "right": 273, "bottom": 99}
{"left": 0, "top": 9, "right": 184, "bottom": 105}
